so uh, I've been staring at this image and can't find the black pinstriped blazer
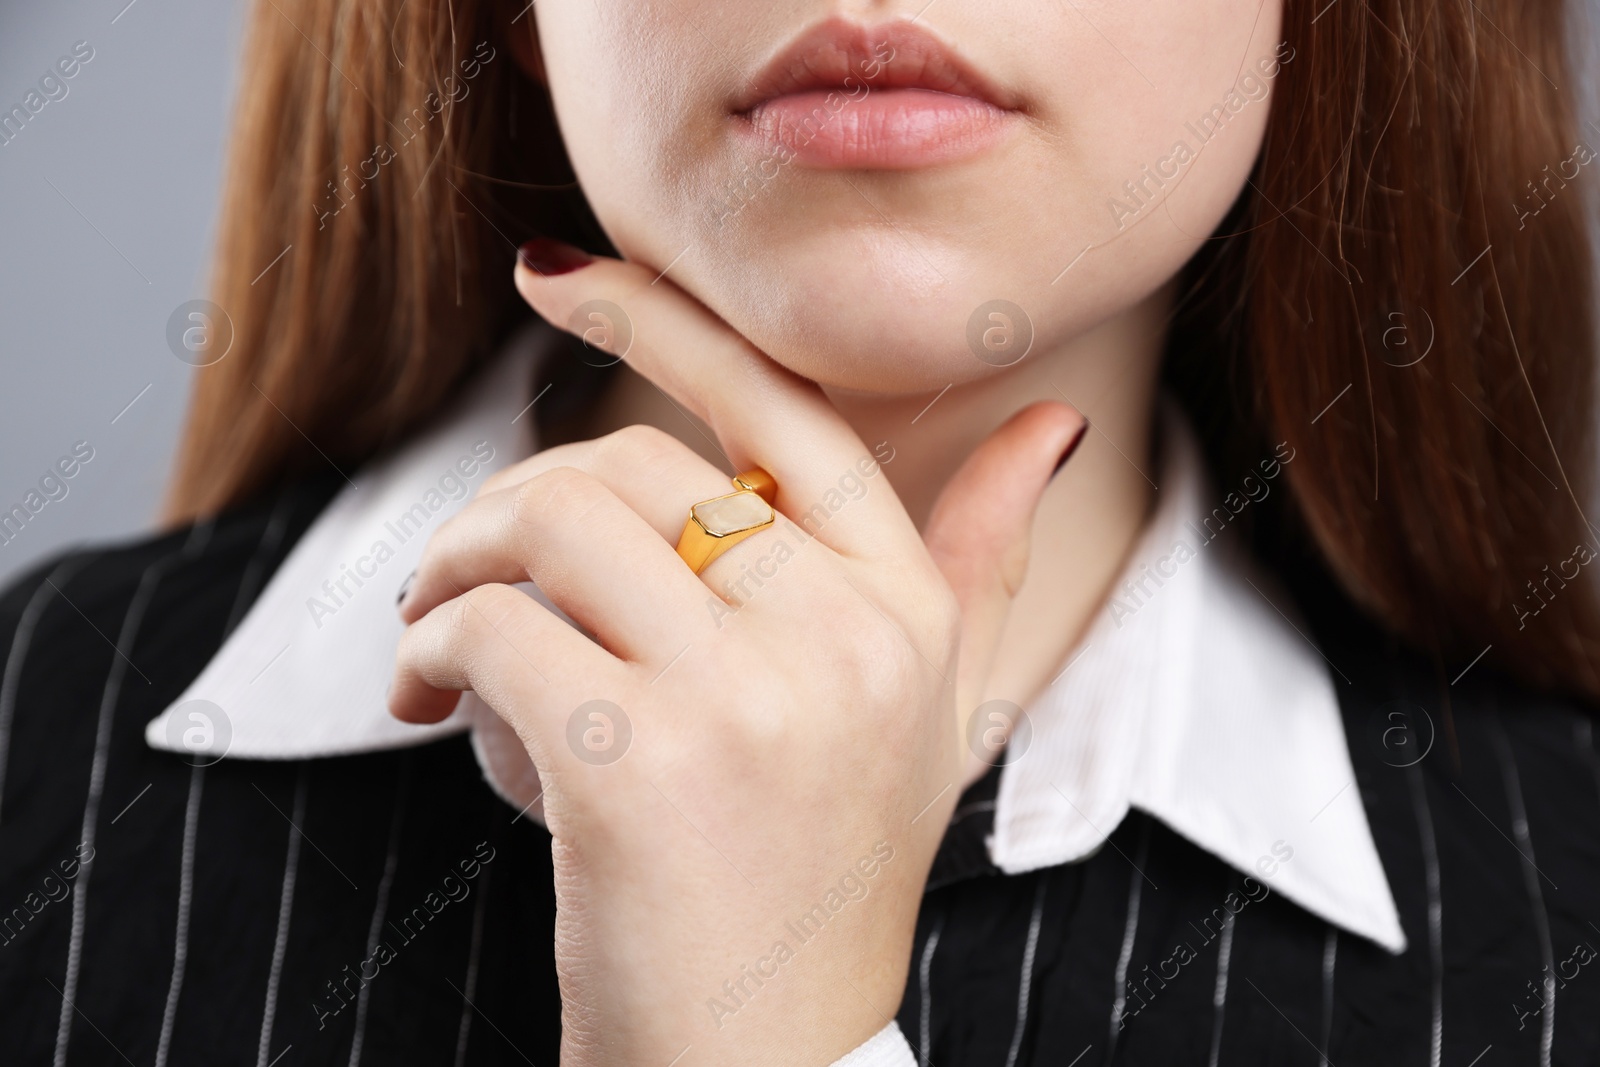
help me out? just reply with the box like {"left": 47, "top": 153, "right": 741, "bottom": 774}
{"left": 1, "top": 471, "right": 1598, "bottom": 1066}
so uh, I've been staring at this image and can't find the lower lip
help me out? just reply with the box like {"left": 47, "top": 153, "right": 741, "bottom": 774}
{"left": 743, "top": 88, "right": 1010, "bottom": 169}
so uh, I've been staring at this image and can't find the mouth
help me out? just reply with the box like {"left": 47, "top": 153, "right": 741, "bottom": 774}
{"left": 730, "top": 19, "right": 1020, "bottom": 170}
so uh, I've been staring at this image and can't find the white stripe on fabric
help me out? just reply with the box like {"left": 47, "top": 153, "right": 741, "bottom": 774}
{"left": 1105, "top": 819, "right": 1152, "bottom": 1061}
{"left": 1406, "top": 764, "right": 1443, "bottom": 1067}
{"left": 453, "top": 858, "right": 494, "bottom": 1067}
{"left": 348, "top": 764, "right": 409, "bottom": 1067}
{"left": 257, "top": 765, "right": 310, "bottom": 1067}
{"left": 0, "top": 555, "right": 90, "bottom": 826}
{"left": 1206, "top": 908, "right": 1237, "bottom": 1067}
{"left": 917, "top": 917, "right": 944, "bottom": 1067}
{"left": 1491, "top": 714, "right": 1555, "bottom": 1067}
{"left": 1319, "top": 926, "right": 1338, "bottom": 1064}
{"left": 1003, "top": 874, "right": 1049, "bottom": 1067}
{"left": 950, "top": 799, "right": 996, "bottom": 825}
{"left": 154, "top": 764, "right": 205, "bottom": 1067}
{"left": 158, "top": 495, "right": 291, "bottom": 1065}
{"left": 53, "top": 526, "right": 209, "bottom": 1067}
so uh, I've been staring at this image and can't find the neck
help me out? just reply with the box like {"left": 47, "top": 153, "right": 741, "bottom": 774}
{"left": 585, "top": 285, "right": 1170, "bottom": 707}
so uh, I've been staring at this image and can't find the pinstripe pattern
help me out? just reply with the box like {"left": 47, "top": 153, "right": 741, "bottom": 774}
{"left": 53, "top": 525, "right": 211, "bottom": 1067}
{"left": 1105, "top": 819, "right": 1151, "bottom": 1064}
{"left": 158, "top": 491, "right": 293, "bottom": 1065}
{"left": 0, "top": 555, "right": 90, "bottom": 826}
{"left": 917, "top": 916, "right": 944, "bottom": 1067}
{"left": 1491, "top": 711, "right": 1556, "bottom": 1067}
{"left": 347, "top": 762, "right": 409, "bottom": 1067}
{"left": 1405, "top": 762, "right": 1444, "bottom": 1067}
{"left": 1205, "top": 909, "right": 1236, "bottom": 1067}
{"left": 0, "top": 470, "right": 1597, "bottom": 1066}
{"left": 1003, "top": 874, "right": 1048, "bottom": 1067}
{"left": 453, "top": 858, "right": 494, "bottom": 1067}
{"left": 0, "top": 484, "right": 576, "bottom": 1067}
{"left": 1318, "top": 926, "right": 1337, "bottom": 1065}
{"left": 257, "top": 764, "right": 310, "bottom": 1067}
{"left": 154, "top": 763, "right": 204, "bottom": 1067}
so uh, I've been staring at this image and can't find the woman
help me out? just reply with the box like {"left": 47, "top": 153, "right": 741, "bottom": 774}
{"left": 2, "top": 0, "right": 1598, "bottom": 1063}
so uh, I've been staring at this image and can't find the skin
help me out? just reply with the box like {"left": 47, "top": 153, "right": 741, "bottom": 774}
{"left": 389, "top": 1, "right": 1283, "bottom": 1063}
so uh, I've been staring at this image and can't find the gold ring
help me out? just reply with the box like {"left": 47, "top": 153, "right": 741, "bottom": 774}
{"left": 674, "top": 468, "right": 778, "bottom": 575}
{"left": 731, "top": 467, "right": 777, "bottom": 505}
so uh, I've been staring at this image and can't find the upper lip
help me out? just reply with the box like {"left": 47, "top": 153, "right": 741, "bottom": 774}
{"left": 732, "top": 18, "right": 1017, "bottom": 114}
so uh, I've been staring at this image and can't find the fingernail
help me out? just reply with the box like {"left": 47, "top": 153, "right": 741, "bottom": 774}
{"left": 518, "top": 238, "right": 593, "bottom": 277}
{"left": 1051, "top": 423, "right": 1090, "bottom": 479}
{"left": 396, "top": 569, "right": 417, "bottom": 607}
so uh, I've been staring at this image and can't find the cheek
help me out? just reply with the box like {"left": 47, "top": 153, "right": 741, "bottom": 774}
{"left": 534, "top": 2, "right": 734, "bottom": 264}
{"left": 1009, "top": 0, "right": 1283, "bottom": 337}
{"left": 1049, "top": 0, "right": 1283, "bottom": 257}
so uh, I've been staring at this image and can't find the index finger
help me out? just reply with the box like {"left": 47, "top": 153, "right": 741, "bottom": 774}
{"left": 514, "top": 242, "right": 920, "bottom": 562}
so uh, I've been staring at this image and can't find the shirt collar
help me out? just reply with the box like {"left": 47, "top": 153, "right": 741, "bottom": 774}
{"left": 144, "top": 322, "right": 547, "bottom": 763}
{"left": 146, "top": 326, "right": 1404, "bottom": 954}
{"left": 992, "top": 413, "right": 1405, "bottom": 952}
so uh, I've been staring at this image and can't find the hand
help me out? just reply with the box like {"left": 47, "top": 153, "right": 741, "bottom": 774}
{"left": 388, "top": 242, "right": 1084, "bottom": 1066}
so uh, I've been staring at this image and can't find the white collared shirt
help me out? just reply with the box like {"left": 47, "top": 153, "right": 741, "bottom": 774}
{"left": 145, "top": 323, "right": 1404, "bottom": 1067}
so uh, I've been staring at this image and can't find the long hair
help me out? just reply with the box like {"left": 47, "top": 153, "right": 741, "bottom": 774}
{"left": 168, "top": 0, "right": 1600, "bottom": 697}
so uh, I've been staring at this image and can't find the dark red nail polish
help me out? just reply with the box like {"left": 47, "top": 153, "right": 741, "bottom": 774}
{"left": 1051, "top": 423, "right": 1090, "bottom": 478}
{"left": 396, "top": 569, "right": 416, "bottom": 607}
{"left": 518, "top": 238, "right": 593, "bottom": 276}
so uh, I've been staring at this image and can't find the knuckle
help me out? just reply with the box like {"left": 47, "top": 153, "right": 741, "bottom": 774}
{"left": 446, "top": 583, "right": 526, "bottom": 647}
{"left": 468, "top": 582, "right": 527, "bottom": 629}
{"left": 851, "top": 629, "right": 920, "bottom": 709}
{"left": 445, "top": 594, "right": 480, "bottom": 648}
{"left": 597, "top": 424, "right": 690, "bottom": 485}
{"left": 480, "top": 455, "right": 539, "bottom": 497}
{"left": 696, "top": 674, "right": 794, "bottom": 761}
{"left": 723, "top": 704, "right": 790, "bottom": 761}
{"left": 510, "top": 465, "right": 596, "bottom": 526}
{"left": 602, "top": 423, "right": 680, "bottom": 464}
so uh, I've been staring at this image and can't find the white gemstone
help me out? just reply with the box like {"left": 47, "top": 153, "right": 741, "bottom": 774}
{"left": 693, "top": 491, "right": 773, "bottom": 537}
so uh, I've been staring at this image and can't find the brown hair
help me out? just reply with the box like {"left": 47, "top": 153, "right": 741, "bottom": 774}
{"left": 169, "top": 0, "right": 1600, "bottom": 697}
{"left": 166, "top": 0, "right": 595, "bottom": 520}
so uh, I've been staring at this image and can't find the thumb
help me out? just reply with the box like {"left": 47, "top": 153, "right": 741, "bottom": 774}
{"left": 923, "top": 400, "right": 1087, "bottom": 757}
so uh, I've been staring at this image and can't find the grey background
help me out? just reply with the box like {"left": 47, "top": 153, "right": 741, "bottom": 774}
{"left": 0, "top": 0, "right": 246, "bottom": 586}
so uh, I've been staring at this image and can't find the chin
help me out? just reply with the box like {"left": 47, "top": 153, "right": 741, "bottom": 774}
{"left": 672, "top": 233, "right": 1034, "bottom": 396}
